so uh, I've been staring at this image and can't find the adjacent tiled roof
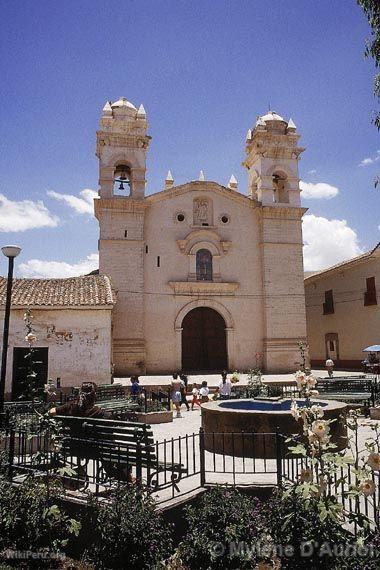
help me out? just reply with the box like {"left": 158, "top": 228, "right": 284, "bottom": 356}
{"left": 304, "top": 243, "right": 380, "bottom": 283}
{"left": 0, "top": 275, "right": 115, "bottom": 308}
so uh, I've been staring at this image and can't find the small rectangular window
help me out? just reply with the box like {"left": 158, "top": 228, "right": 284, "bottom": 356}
{"left": 124, "top": 230, "right": 128, "bottom": 238}
{"left": 145, "top": 245, "right": 148, "bottom": 254}
{"left": 323, "top": 290, "right": 334, "bottom": 315}
{"left": 157, "top": 256, "right": 160, "bottom": 267}
{"left": 364, "top": 276, "right": 377, "bottom": 306}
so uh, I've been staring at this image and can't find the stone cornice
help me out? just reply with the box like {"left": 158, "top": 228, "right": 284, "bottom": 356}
{"left": 94, "top": 197, "right": 148, "bottom": 217}
{"left": 168, "top": 281, "right": 239, "bottom": 296}
{"left": 261, "top": 205, "right": 308, "bottom": 219}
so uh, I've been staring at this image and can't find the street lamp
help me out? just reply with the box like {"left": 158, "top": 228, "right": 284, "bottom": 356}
{"left": 0, "top": 245, "right": 21, "bottom": 414}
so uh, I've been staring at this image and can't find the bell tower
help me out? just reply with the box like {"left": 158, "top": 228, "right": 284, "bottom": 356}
{"left": 244, "top": 111, "right": 308, "bottom": 372}
{"left": 96, "top": 97, "right": 150, "bottom": 200}
{"left": 94, "top": 97, "right": 150, "bottom": 376}
{"left": 244, "top": 111, "right": 304, "bottom": 205}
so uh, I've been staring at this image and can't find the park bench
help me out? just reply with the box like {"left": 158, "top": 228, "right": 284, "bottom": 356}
{"left": 54, "top": 415, "right": 187, "bottom": 492}
{"left": 94, "top": 384, "right": 140, "bottom": 418}
{"left": 96, "top": 383, "right": 126, "bottom": 401}
{"left": 316, "top": 377, "right": 375, "bottom": 412}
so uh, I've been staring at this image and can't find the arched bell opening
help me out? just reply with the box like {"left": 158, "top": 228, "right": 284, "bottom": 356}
{"left": 272, "top": 172, "right": 289, "bottom": 203}
{"left": 113, "top": 163, "right": 132, "bottom": 196}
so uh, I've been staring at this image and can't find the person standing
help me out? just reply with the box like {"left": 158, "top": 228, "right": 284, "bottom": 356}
{"left": 325, "top": 358, "right": 334, "bottom": 378}
{"left": 130, "top": 375, "right": 141, "bottom": 399}
{"left": 180, "top": 373, "right": 190, "bottom": 411}
{"left": 171, "top": 373, "right": 183, "bottom": 418}
{"left": 218, "top": 370, "right": 232, "bottom": 400}
{"left": 191, "top": 383, "right": 201, "bottom": 410}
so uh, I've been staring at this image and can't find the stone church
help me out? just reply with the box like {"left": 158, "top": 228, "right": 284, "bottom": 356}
{"left": 94, "top": 97, "right": 307, "bottom": 375}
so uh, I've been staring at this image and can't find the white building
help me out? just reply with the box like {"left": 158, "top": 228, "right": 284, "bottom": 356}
{"left": 0, "top": 275, "right": 114, "bottom": 397}
{"left": 0, "top": 98, "right": 309, "bottom": 394}
{"left": 95, "top": 99, "right": 307, "bottom": 375}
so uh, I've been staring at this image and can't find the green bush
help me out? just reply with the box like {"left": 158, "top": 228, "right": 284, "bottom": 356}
{"left": 0, "top": 475, "right": 80, "bottom": 567}
{"left": 84, "top": 485, "right": 172, "bottom": 569}
{"left": 262, "top": 489, "right": 356, "bottom": 569}
{"left": 177, "top": 487, "right": 266, "bottom": 569}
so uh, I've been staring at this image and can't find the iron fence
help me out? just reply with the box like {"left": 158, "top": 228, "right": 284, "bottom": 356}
{"left": 0, "top": 418, "right": 379, "bottom": 533}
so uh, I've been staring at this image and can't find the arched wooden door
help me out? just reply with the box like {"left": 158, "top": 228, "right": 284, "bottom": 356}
{"left": 181, "top": 307, "right": 227, "bottom": 372}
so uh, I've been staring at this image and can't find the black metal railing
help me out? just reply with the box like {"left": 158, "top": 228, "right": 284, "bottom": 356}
{"left": 1, "top": 417, "right": 379, "bottom": 533}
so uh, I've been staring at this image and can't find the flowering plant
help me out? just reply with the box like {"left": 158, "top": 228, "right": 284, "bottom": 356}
{"left": 294, "top": 370, "right": 318, "bottom": 400}
{"left": 230, "top": 371, "right": 240, "bottom": 384}
{"left": 284, "top": 398, "right": 380, "bottom": 536}
{"left": 17, "top": 309, "right": 43, "bottom": 401}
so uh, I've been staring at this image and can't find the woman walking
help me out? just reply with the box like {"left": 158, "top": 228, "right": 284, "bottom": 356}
{"left": 171, "top": 372, "right": 183, "bottom": 418}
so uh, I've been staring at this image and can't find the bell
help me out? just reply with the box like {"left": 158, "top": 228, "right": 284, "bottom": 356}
{"left": 117, "top": 173, "right": 127, "bottom": 191}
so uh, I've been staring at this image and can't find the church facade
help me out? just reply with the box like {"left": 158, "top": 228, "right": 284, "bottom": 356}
{"left": 94, "top": 98, "right": 308, "bottom": 375}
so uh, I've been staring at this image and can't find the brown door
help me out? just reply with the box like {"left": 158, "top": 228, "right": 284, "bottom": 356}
{"left": 181, "top": 307, "right": 227, "bottom": 372}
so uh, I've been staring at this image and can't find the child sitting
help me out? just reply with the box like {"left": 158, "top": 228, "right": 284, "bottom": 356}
{"left": 199, "top": 380, "right": 210, "bottom": 403}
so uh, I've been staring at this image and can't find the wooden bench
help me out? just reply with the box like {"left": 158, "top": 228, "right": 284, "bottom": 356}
{"left": 95, "top": 384, "right": 141, "bottom": 418}
{"left": 54, "top": 415, "right": 187, "bottom": 492}
{"left": 96, "top": 383, "right": 126, "bottom": 401}
{"left": 316, "top": 378, "right": 375, "bottom": 412}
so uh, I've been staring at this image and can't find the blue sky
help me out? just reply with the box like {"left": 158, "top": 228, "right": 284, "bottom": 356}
{"left": 0, "top": 0, "right": 378, "bottom": 277}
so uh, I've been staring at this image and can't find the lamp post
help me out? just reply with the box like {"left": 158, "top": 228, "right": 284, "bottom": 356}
{"left": 0, "top": 245, "right": 21, "bottom": 414}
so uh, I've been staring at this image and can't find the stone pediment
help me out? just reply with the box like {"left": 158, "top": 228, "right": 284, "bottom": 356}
{"left": 168, "top": 281, "right": 239, "bottom": 296}
{"left": 146, "top": 181, "right": 259, "bottom": 208}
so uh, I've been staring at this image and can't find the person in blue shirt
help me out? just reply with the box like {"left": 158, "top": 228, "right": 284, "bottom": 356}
{"left": 130, "top": 375, "right": 140, "bottom": 398}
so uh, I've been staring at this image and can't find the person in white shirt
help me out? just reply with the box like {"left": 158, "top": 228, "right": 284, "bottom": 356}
{"left": 218, "top": 370, "right": 232, "bottom": 400}
{"left": 199, "top": 381, "right": 209, "bottom": 403}
{"left": 325, "top": 358, "right": 334, "bottom": 378}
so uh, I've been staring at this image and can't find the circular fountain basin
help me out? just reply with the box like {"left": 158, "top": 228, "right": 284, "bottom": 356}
{"left": 201, "top": 399, "right": 347, "bottom": 458}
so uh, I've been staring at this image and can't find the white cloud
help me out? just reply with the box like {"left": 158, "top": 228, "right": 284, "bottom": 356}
{"left": 300, "top": 181, "right": 339, "bottom": 200}
{"left": 0, "top": 193, "right": 58, "bottom": 232}
{"left": 19, "top": 253, "right": 99, "bottom": 278}
{"left": 308, "top": 169, "right": 317, "bottom": 175}
{"left": 303, "top": 214, "right": 363, "bottom": 271}
{"left": 47, "top": 188, "right": 97, "bottom": 215}
{"left": 359, "top": 150, "right": 380, "bottom": 167}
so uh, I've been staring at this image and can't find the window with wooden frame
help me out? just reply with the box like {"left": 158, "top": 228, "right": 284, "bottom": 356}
{"left": 364, "top": 276, "right": 377, "bottom": 306}
{"left": 323, "top": 289, "right": 334, "bottom": 315}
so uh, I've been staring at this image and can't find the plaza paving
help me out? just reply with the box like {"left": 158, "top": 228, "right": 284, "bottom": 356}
{"left": 116, "top": 368, "right": 356, "bottom": 390}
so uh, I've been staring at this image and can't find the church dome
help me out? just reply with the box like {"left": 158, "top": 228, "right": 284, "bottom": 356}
{"left": 111, "top": 97, "right": 137, "bottom": 110}
{"left": 258, "top": 111, "right": 285, "bottom": 124}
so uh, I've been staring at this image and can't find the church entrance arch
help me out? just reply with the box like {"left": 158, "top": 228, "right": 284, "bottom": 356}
{"left": 181, "top": 307, "right": 227, "bottom": 372}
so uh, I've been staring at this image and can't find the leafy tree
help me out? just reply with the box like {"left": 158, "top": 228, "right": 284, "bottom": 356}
{"left": 358, "top": 0, "right": 380, "bottom": 127}
{"left": 358, "top": 0, "right": 380, "bottom": 187}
